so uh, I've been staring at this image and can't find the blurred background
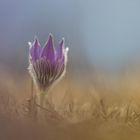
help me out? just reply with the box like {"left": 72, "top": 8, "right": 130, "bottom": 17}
{"left": 1, "top": 0, "right": 140, "bottom": 73}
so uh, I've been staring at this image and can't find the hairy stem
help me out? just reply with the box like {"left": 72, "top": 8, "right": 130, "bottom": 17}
{"left": 39, "top": 92, "right": 46, "bottom": 107}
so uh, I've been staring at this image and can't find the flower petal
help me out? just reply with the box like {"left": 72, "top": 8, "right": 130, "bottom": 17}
{"left": 41, "top": 34, "right": 55, "bottom": 63}
{"left": 29, "top": 37, "right": 41, "bottom": 62}
{"left": 56, "top": 38, "right": 64, "bottom": 60}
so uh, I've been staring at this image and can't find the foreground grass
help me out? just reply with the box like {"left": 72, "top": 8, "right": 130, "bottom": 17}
{"left": 1, "top": 70, "right": 140, "bottom": 140}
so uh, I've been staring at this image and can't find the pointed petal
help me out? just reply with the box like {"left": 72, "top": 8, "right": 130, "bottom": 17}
{"left": 29, "top": 37, "right": 41, "bottom": 62}
{"left": 41, "top": 34, "right": 55, "bottom": 63}
{"left": 57, "top": 38, "right": 65, "bottom": 60}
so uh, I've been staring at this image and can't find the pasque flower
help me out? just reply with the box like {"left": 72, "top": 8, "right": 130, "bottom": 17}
{"left": 28, "top": 34, "right": 69, "bottom": 92}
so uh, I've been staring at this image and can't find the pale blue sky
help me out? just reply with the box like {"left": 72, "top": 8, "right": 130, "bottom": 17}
{"left": 84, "top": 0, "right": 140, "bottom": 70}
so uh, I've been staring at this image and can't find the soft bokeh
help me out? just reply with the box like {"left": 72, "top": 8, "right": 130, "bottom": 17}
{"left": 1, "top": 0, "right": 140, "bottom": 74}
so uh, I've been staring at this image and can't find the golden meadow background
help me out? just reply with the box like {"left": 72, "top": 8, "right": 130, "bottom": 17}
{"left": 1, "top": 0, "right": 140, "bottom": 139}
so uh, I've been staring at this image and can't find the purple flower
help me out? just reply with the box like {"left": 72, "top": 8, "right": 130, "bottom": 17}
{"left": 28, "top": 34, "right": 69, "bottom": 92}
